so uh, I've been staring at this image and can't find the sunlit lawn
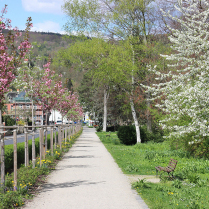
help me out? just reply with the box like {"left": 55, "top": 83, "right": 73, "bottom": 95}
{"left": 97, "top": 131, "right": 209, "bottom": 209}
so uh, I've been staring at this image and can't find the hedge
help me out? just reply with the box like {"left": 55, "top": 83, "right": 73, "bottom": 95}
{"left": 4, "top": 134, "right": 52, "bottom": 172}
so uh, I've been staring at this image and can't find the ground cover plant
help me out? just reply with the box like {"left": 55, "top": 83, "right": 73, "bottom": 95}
{"left": 97, "top": 132, "right": 209, "bottom": 209}
{"left": 0, "top": 128, "right": 83, "bottom": 208}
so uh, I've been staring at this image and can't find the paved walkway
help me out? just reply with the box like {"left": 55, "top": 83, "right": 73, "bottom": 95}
{"left": 23, "top": 127, "right": 149, "bottom": 209}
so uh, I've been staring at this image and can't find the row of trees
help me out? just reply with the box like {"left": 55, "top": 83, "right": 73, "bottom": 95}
{"left": 57, "top": 0, "right": 209, "bottom": 148}
{"left": 57, "top": 0, "right": 171, "bottom": 142}
{"left": 0, "top": 5, "right": 83, "bottom": 126}
{"left": 15, "top": 60, "right": 83, "bottom": 125}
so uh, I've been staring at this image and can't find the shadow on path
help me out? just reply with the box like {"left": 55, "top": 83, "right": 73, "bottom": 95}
{"left": 64, "top": 155, "right": 95, "bottom": 159}
{"left": 40, "top": 180, "right": 106, "bottom": 193}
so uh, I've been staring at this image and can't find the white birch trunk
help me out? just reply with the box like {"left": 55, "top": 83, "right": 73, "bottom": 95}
{"left": 130, "top": 97, "right": 141, "bottom": 143}
{"left": 102, "top": 86, "right": 109, "bottom": 132}
{"left": 131, "top": 16, "right": 141, "bottom": 143}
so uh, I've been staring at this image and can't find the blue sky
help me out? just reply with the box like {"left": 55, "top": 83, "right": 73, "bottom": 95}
{"left": 1, "top": 0, "right": 67, "bottom": 34}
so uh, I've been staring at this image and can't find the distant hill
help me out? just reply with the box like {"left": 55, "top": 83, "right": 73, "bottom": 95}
{"left": 3, "top": 29, "right": 84, "bottom": 90}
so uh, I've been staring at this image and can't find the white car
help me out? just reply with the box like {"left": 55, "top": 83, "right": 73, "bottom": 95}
{"left": 55, "top": 120, "right": 62, "bottom": 126}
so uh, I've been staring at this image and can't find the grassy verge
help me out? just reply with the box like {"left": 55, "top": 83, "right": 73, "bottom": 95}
{"left": 0, "top": 128, "right": 83, "bottom": 209}
{"left": 96, "top": 131, "right": 209, "bottom": 209}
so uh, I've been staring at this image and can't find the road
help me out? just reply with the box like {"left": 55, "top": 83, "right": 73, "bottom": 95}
{"left": 4, "top": 130, "right": 51, "bottom": 145}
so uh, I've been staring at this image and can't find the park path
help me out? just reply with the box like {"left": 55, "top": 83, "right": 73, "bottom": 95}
{"left": 23, "top": 126, "right": 149, "bottom": 209}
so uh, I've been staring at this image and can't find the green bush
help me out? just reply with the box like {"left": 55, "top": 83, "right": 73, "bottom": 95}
{"left": 96, "top": 126, "right": 103, "bottom": 132}
{"left": 117, "top": 124, "right": 164, "bottom": 145}
{"left": 4, "top": 135, "right": 52, "bottom": 172}
{"left": 169, "top": 133, "right": 209, "bottom": 158}
{"left": 117, "top": 125, "right": 136, "bottom": 145}
{"left": 140, "top": 125, "right": 164, "bottom": 143}
{"left": 106, "top": 125, "right": 120, "bottom": 132}
{"left": 2, "top": 115, "right": 15, "bottom": 126}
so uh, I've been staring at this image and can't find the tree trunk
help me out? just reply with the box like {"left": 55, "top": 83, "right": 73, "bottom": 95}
{"left": 31, "top": 99, "right": 34, "bottom": 128}
{"left": 102, "top": 86, "right": 109, "bottom": 132}
{"left": 146, "top": 91, "right": 152, "bottom": 133}
{"left": 131, "top": 22, "right": 141, "bottom": 143}
{"left": 130, "top": 96, "right": 141, "bottom": 143}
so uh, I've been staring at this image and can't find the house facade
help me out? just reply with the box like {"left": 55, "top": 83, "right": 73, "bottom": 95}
{"left": 4, "top": 91, "right": 45, "bottom": 125}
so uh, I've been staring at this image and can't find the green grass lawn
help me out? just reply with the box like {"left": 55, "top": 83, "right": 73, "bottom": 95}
{"left": 97, "top": 132, "right": 209, "bottom": 209}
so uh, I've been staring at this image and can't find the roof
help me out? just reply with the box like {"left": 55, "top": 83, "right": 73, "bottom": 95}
{"left": 13, "top": 97, "right": 31, "bottom": 103}
{"left": 18, "top": 91, "right": 26, "bottom": 97}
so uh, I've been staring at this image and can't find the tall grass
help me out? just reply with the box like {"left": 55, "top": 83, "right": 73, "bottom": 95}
{"left": 97, "top": 131, "right": 209, "bottom": 209}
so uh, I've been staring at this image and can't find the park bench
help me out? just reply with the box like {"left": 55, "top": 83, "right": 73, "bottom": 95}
{"left": 155, "top": 158, "right": 178, "bottom": 178}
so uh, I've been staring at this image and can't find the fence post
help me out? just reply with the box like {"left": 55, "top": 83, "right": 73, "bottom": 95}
{"left": 54, "top": 126, "right": 57, "bottom": 149}
{"left": 43, "top": 129, "right": 45, "bottom": 160}
{"left": 62, "top": 126, "right": 65, "bottom": 143}
{"left": 50, "top": 127, "right": 53, "bottom": 156}
{"left": 45, "top": 128, "right": 47, "bottom": 152}
{"left": 67, "top": 126, "right": 70, "bottom": 139}
{"left": 69, "top": 125, "right": 71, "bottom": 140}
{"left": 24, "top": 127, "right": 29, "bottom": 167}
{"left": 39, "top": 128, "right": 43, "bottom": 167}
{"left": 65, "top": 127, "right": 67, "bottom": 145}
{"left": 32, "top": 130, "right": 36, "bottom": 169}
{"left": 72, "top": 125, "right": 74, "bottom": 136}
{"left": 13, "top": 130, "right": 17, "bottom": 190}
{"left": 0, "top": 133, "right": 5, "bottom": 188}
{"left": 59, "top": 126, "right": 62, "bottom": 149}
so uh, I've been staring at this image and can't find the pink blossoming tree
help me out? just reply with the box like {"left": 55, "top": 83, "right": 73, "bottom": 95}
{"left": 0, "top": 5, "right": 32, "bottom": 125}
{"left": 25, "top": 62, "right": 83, "bottom": 125}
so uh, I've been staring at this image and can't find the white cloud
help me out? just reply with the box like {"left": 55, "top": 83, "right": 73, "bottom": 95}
{"left": 22, "top": 0, "right": 64, "bottom": 14}
{"left": 31, "top": 21, "right": 64, "bottom": 33}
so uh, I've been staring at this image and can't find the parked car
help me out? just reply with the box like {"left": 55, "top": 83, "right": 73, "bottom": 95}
{"left": 55, "top": 120, "right": 62, "bottom": 126}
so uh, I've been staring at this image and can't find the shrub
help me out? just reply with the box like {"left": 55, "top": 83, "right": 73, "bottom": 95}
{"left": 2, "top": 115, "right": 15, "bottom": 126}
{"left": 140, "top": 125, "right": 164, "bottom": 143}
{"left": 117, "top": 124, "right": 164, "bottom": 145}
{"left": 117, "top": 125, "right": 136, "bottom": 145}
{"left": 106, "top": 125, "right": 120, "bottom": 132}
{"left": 96, "top": 126, "right": 103, "bottom": 132}
{"left": 4, "top": 135, "right": 52, "bottom": 172}
{"left": 17, "top": 120, "right": 25, "bottom": 126}
{"left": 170, "top": 133, "right": 209, "bottom": 158}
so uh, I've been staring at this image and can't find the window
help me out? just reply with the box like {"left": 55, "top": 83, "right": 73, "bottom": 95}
{"left": 11, "top": 105, "right": 13, "bottom": 110}
{"left": 27, "top": 105, "right": 30, "bottom": 109}
{"left": 19, "top": 104, "right": 23, "bottom": 109}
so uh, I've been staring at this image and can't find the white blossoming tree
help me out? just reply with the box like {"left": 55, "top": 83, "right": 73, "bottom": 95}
{"left": 144, "top": 0, "right": 209, "bottom": 140}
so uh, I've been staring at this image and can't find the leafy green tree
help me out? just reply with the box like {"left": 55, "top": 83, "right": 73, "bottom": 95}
{"left": 62, "top": 0, "right": 166, "bottom": 142}
{"left": 55, "top": 38, "right": 134, "bottom": 131}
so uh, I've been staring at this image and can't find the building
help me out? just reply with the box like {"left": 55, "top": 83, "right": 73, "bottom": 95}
{"left": 4, "top": 91, "right": 45, "bottom": 125}
{"left": 49, "top": 110, "right": 72, "bottom": 124}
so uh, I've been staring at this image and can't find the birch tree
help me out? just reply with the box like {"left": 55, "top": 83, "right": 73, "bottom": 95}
{"left": 62, "top": 0, "right": 160, "bottom": 142}
{"left": 55, "top": 38, "right": 133, "bottom": 131}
